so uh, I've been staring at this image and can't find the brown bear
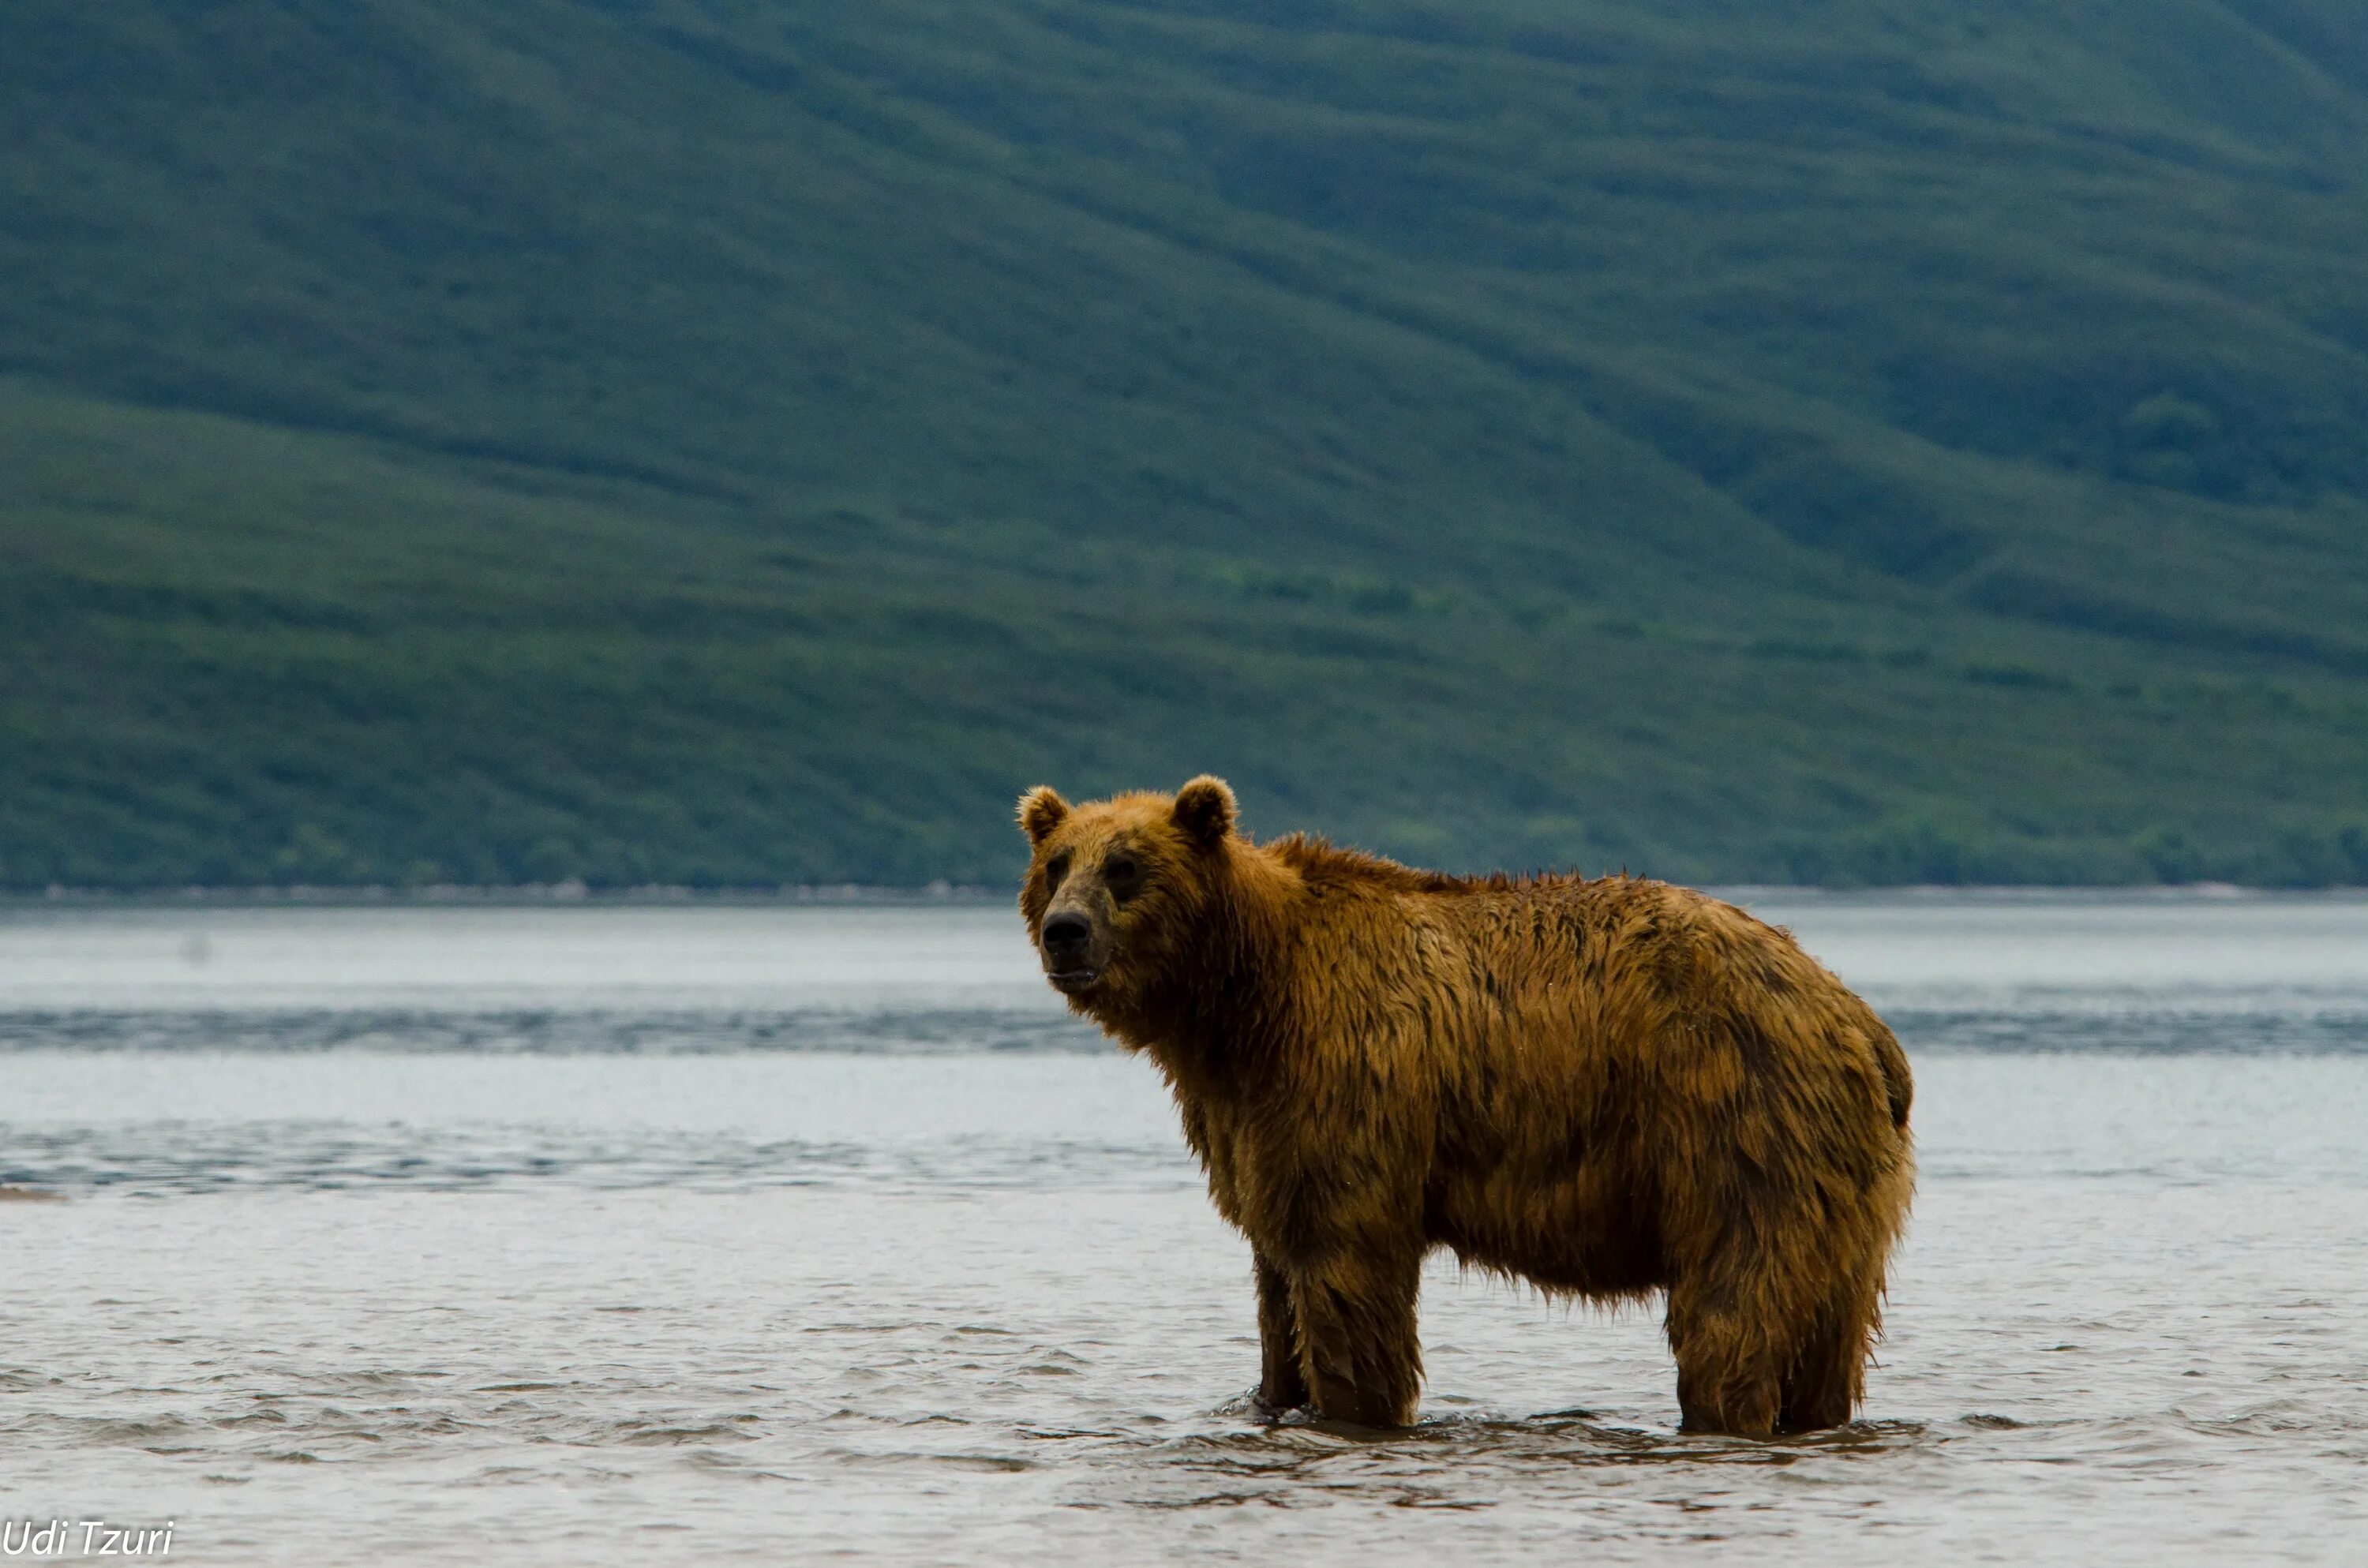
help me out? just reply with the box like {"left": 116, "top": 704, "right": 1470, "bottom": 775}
{"left": 1017, "top": 776, "right": 1914, "bottom": 1435}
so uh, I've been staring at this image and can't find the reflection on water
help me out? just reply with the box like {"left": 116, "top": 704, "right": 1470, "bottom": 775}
{"left": 2, "top": 896, "right": 2365, "bottom": 1565}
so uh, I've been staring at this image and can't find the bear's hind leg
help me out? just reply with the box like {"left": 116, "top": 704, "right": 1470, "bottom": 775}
{"left": 1778, "top": 1283, "right": 1878, "bottom": 1434}
{"left": 1253, "top": 1251, "right": 1309, "bottom": 1413}
{"left": 1666, "top": 1281, "right": 1782, "bottom": 1436}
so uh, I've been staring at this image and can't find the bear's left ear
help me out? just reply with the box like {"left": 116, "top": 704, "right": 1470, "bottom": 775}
{"left": 1171, "top": 775, "right": 1237, "bottom": 848}
{"left": 1017, "top": 786, "right": 1070, "bottom": 846}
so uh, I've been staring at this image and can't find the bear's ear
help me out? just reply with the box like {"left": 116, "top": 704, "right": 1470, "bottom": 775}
{"left": 1017, "top": 786, "right": 1070, "bottom": 846}
{"left": 1171, "top": 776, "right": 1237, "bottom": 848}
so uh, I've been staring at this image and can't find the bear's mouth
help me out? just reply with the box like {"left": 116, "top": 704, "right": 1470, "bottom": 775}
{"left": 1047, "top": 967, "right": 1102, "bottom": 994}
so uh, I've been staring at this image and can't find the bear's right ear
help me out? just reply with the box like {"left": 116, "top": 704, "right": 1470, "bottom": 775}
{"left": 1017, "top": 786, "right": 1070, "bottom": 846}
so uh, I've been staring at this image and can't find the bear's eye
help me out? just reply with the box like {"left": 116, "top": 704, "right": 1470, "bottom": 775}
{"left": 1104, "top": 854, "right": 1142, "bottom": 900}
{"left": 1044, "top": 851, "right": 1072, "bottom": 889}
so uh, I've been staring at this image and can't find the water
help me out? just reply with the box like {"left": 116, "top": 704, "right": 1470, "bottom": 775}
{"left": 2, "top": 894, "right": 2365, "bottom": 1564}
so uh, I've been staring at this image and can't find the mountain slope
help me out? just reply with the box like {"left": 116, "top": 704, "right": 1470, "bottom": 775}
{"left": 3, "top": 0, "right": 2366, "bottom": 887}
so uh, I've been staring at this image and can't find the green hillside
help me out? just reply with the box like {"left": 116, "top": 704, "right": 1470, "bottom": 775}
{"left": 4, "top": 0, "right": 2367, "bottom": 887}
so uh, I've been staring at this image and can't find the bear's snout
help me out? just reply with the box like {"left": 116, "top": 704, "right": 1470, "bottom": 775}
{"left": 1038, "top": 909, "right": 1103, "bottom": 990}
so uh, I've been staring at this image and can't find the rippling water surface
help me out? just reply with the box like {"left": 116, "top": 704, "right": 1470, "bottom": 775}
{"left": 2, "top": 895, "right": 2365, "bottom": 1564}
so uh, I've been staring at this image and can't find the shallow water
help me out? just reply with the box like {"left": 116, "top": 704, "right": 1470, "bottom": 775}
{"left": 2, "top": 895, "right": 2366, "bottom": 1564}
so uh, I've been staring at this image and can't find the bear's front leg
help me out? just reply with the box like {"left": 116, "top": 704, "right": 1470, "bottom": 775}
{"left": 1287, "top": 1243, "right": 1423, "bottom": 1429}
{"left": 1253, "top": 1251, "right": 1309, "bottom": 1412}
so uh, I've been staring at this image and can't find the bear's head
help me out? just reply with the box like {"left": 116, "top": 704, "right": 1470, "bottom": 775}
{"left": 1016, "top": 776, "right": 1238, "bottom": 1005}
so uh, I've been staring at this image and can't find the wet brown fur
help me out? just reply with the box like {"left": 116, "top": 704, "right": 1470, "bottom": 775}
{"left": 1017, "top": 777, "right": 1914, "bottom": 1436}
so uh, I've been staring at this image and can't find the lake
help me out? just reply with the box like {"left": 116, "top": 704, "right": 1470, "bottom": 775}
{"left": 2, "top": 894, "right": 2365, "bottom": 1564}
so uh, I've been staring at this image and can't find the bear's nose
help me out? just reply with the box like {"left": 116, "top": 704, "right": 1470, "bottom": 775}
{"left": 1041, "top": 911, "right": 1091, "bottom": 952}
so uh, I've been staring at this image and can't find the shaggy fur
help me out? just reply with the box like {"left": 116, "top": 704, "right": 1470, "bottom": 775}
{"left": 1017, "top": 777, "right": 1914, "bottom": 1435}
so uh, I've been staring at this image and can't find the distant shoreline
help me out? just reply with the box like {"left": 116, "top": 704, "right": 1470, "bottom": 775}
{"left": 3, "top": 882, "right": 2363, "bottom": 909}
{"left": 0, "top": 881, "right": 1003, "bottom": 907}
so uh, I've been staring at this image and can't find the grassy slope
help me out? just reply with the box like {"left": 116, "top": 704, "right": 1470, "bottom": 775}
{"left": 2, "top": 0, "right": 2366, "bottom": 886}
